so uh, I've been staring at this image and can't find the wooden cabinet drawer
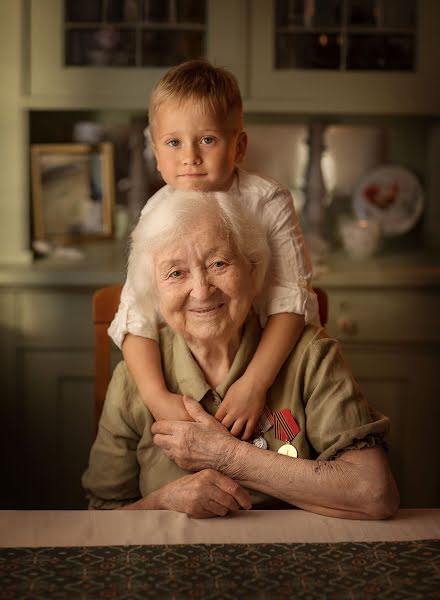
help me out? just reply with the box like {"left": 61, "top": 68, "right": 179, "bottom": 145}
{"left": 326, "top": 289, "right": 440, "bottom": 343}
{"left": 17, "top": 290, "right": 94, "bottom": 347}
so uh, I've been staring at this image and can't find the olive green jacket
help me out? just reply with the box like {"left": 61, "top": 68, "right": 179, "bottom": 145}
{"left": 82, "top": 318, "right": 389, "bottom": 509}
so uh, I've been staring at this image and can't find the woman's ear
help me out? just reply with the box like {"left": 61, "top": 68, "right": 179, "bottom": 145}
{"left": 235, "top": 131, "right": 248, "bottom": 164}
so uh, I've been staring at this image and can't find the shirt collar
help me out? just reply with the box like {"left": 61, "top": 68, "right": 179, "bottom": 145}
{"left": 230, "top": 167, "right": 241, "bottom": 196}
{"left": 172, "top": 313, "right": 261, "bottom": 402}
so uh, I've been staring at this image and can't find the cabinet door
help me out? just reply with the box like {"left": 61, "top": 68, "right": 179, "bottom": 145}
{"left": 10, "top": 289, "right": 98, "bottom": 508}
{"left": 248, "top": 0, "right": 440, "bottom": 113}
{"left": 341, "top": 346, "right": 440, "bottom": 508}
{"left": 10, "top": 288, "right": 123, "bottom": 509}
{"left": 30, "top": 0, "right": 247, "bottom": 107}
{"left": 19, "top": 349, "right": 96, "bottom": 509}
{"left": 324, "top": 288, "right": 440, "bottom": 507}
{"left": 0, "top": 292, "right": 19, "bottom": 507}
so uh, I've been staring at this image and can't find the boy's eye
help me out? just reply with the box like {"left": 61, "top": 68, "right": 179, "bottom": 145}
{"left": 166, "top": 139, "right": 180, "bottom": 147}
{"left": 200, "top": 136, "right": 215, "bottom": 145}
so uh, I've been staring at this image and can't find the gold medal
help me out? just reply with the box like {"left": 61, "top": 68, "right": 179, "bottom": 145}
{"left": 278, "top": 443, "right": 298, "bottom": 458}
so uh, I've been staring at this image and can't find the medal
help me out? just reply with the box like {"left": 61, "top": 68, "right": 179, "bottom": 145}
{"left": 274, "top": 408, "right": 300, "bottom": 442}
{"left": 258, "top": 405, "right": 274, "bottom": 434}
{"left": 253, "top": 435, "right": 268, "bottom": 450}
{"left": 272, "top": 408, "right": 301, "bottom": 458}
{"left": 253, "top": 406, "right": 301, "bottom": 455}
{"left": 278, "top": 443, "right": 298, "bottom": 458}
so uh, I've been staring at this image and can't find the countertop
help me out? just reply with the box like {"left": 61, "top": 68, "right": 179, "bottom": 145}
{"left": 0, "top": 240, "right": 439, "bottom": 289}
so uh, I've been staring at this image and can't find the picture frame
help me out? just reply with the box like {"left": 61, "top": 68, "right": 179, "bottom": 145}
{"left": 31, "top": 143, "right": 115, "bottom": 243}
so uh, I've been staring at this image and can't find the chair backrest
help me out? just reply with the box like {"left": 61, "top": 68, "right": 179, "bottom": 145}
{"left": 314, "top": 287, "right": 328, "bottom": 330}
{"left": 92, "top": 284, "right": 123, "bottom": 427}
{"left": 92, "top": 284, "right": 328, "bottom": 426}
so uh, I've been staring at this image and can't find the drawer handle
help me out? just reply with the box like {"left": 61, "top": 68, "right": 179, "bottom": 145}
{"left": 337, "top": 315, "right": 357, "bottom": 335}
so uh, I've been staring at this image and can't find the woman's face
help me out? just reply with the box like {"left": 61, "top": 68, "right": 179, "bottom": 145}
{"left": 154, "top": 216, "right": 256, "bottom": 344}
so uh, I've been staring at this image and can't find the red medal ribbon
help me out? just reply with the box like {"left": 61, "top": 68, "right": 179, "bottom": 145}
{"left": 263, "top": 405, "right": 274, "bottom": 425}
{"left": 275, "top": 409, "right": 300, "bottom": 441}
{"left": 265, "top": 407, "right": 300, "bottom": 442}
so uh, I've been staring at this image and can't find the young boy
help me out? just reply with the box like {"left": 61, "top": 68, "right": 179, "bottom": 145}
{"left": 109, "top": 60, "right": 320, "bottom": 441}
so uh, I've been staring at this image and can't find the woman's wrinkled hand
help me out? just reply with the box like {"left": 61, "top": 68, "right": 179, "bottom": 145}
{"left": 152, "top": 396, "right": 240, "bottom": 472}
{"left": 154, "top": 469, "right": 252, "bottom": 518}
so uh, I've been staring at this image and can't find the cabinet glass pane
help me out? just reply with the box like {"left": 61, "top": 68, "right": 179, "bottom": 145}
{"left": 382, "top": 0, "right": 416, "bottom": 29}
{"left": 314, "top": 0, "right": 342, "bottom": 27}
{"left": 65, "top": 29, "right": 136, "bottom": 66}
{"left": 276, "top": 0, "right": 342, "bottom": 28}
{"left": 348, "top": 0, "right": 416, "bottom": 29}
{"left": 347, "top": 34, "right": 414, "bottom": 70}
{"left": 107, "top": 0, "right": 141, "bottom": 22}
{"left": 276, "top": 33, "right": 341, "bottom": 69}
{"left": 177, "top": 0, "right": 206, "bottom": 24}
{"left": 64, "top": 1, "right": 207, "bottom": 67}
{"left": 276, "top": 0, "right": 305, "bottom": 26}
{"left": 65, "top": 0, "right": 103, "bottom": 22}
{"left": 142, "top": 30, "right": 204, "bottom": 66}
{"left": 274, "top": 0, "right": 417, "bottom": 72}
{"left": 143, "top": 0, "right": 170, "bottom": 22}
{"left": 348, "top": 0, "right": 379, "bottom": 26}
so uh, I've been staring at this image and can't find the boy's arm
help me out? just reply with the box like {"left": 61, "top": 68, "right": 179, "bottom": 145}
{"left": 122, "top": 334, "right": 192, "bottom": 422}
{"left": 215, "top": 312, "right": 304, "bottom": 439}
{"left": 246, "top": 312, "right": 305, "bottom": 392}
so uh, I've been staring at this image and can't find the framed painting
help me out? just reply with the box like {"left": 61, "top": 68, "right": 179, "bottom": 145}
{"left": 31, "top": 143, "right": 115, "bottom": 243}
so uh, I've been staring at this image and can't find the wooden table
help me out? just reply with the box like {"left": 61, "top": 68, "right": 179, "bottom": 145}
{"left": 1, "top": 509, "right": 439, "bottom": 599}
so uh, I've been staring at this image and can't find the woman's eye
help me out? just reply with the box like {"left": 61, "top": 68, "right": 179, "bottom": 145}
{"left": 166, "top": 139, "right": 180, "bottom": 147}
{"left": 212, "top": 261, "right": 226, "bottom": 269}
{"left": 201, "top": 136, "right": 215, "bottom": 145}
{"left": 169, "top": 270, "right": 182, "bottom": 279}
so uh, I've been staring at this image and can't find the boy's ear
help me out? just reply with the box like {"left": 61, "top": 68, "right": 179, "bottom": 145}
{"left": 235, "top": 131, "right": 248, "bottom": 163}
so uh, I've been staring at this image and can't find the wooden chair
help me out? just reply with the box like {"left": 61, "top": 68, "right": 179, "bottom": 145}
{"left": 92, "top": 284, "right": 123, "bottom": 428}
{"left": 92, "top": 284, "right": 328, "bottom": 426}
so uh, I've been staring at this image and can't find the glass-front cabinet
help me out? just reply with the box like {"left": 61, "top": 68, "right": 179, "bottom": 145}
{"left": 29, "top": 0, "right": 440, "bottom": 113}
{"left": 30, "top": 0, "right": 247, "bottom": 107}
{"left": 248, "top": 0, "right": 440, "bottom": 113}
{"left": 63, "top": 0, "right": 207, "bottom": 68}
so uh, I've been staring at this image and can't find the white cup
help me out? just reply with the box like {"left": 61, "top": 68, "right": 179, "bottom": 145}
{"left": 339, "top": 217, "right": 382, "bottom": 260}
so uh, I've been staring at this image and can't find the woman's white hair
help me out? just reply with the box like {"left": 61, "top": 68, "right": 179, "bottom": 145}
{"left": 128, "top": 189, "right": 270, "bottom": 319}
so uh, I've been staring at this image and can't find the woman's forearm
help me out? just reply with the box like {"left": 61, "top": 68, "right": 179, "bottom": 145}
{"left": 221, "top": 441, "right": 398, "bottom": 520}
{"left": 151, "top": 399, "right": 399, "bottom": 520}
{"left": 121, "top": 489, "right": 163, "bottom": 510}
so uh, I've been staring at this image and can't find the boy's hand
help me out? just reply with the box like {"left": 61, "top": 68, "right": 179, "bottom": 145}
{"left": 214, "top": 374, "right": 267, "bottom": 440}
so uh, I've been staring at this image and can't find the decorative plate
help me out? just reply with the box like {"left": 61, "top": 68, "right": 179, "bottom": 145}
{"left": 353, "top": 165, "right": 424, "bottom": 236}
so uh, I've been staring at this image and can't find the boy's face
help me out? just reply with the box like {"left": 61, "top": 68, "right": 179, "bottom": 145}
{"left": 151, "top": 100, "right": 247, "bottom": 191}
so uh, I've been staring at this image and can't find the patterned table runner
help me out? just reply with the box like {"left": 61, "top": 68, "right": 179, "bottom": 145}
{"left": 1, "top": 540, "right": 439, "bottom": 599}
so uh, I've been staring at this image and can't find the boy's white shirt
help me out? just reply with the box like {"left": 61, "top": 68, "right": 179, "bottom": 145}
{"left": 108, "top": 167, "right": 320, "bottom": 349}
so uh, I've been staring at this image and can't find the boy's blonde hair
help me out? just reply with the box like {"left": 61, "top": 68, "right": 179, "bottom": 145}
{"left": 148, "top": 60, "right": 243, "bottom": 132}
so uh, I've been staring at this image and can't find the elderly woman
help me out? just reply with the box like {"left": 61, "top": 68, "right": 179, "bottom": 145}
{"left": 82, "top": 190, "right": 399, "bottom": 520}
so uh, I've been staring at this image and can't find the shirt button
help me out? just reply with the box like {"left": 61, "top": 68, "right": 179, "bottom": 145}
{"left": 298, "top": 276, "right": 308, "bottom": 288}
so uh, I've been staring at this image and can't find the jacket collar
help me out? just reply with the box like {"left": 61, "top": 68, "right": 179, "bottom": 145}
{"left": 172, "top": 313, "right": 261, "bottom": 402}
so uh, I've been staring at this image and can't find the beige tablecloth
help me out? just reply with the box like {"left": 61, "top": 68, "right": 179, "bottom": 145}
{"left": 1, "top": 508, "right": 439, "bottom": 548}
